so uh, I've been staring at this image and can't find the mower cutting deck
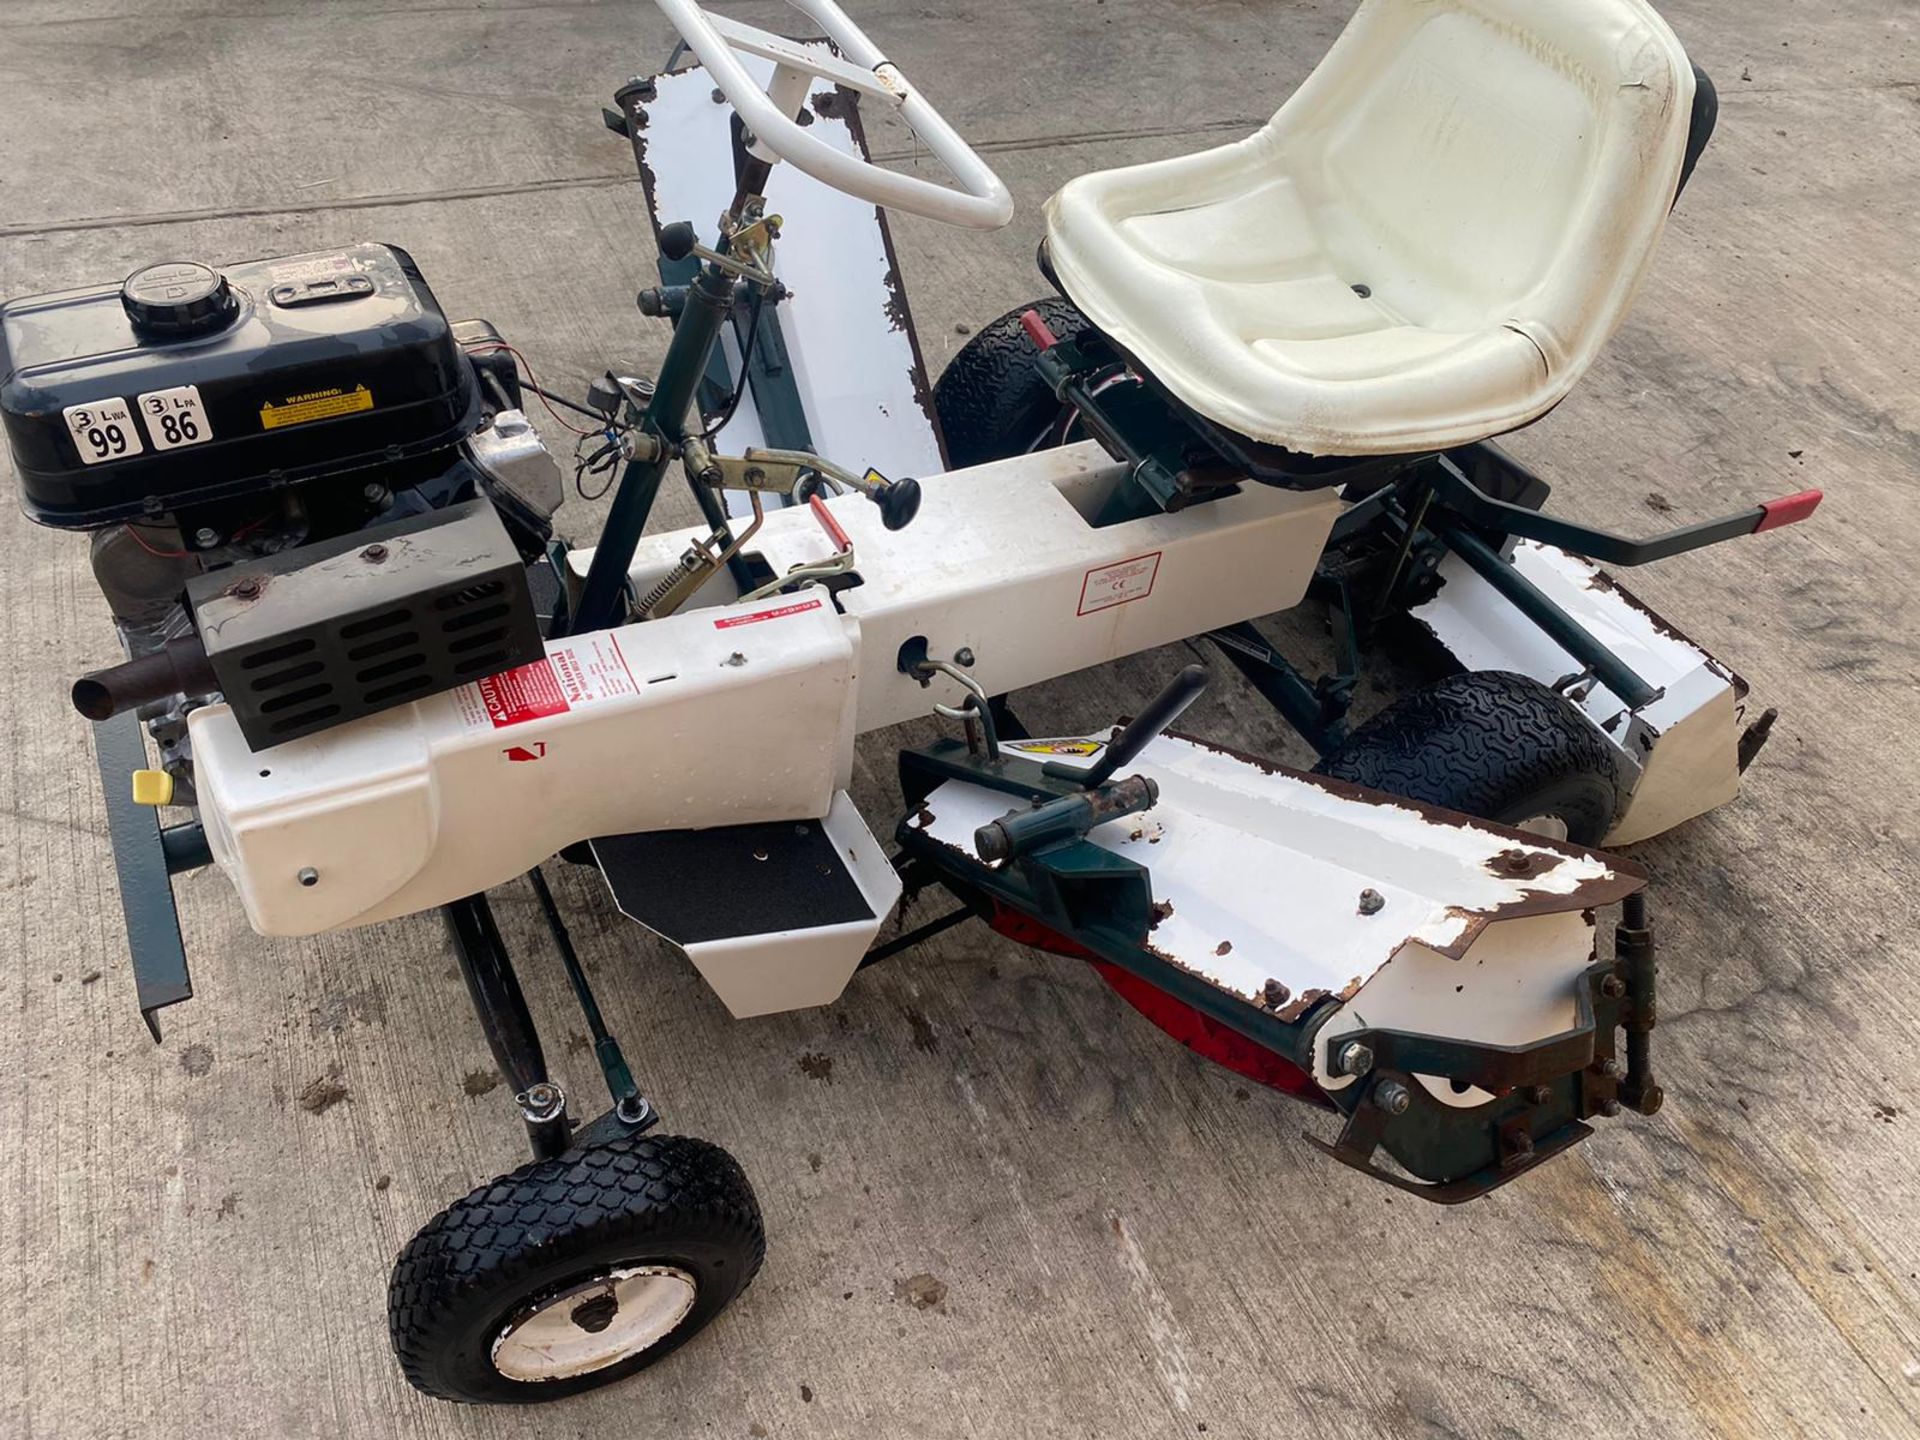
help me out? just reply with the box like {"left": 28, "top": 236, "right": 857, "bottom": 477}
{"left": 7, "top": 0, "right": 1819, "bottom": 1405}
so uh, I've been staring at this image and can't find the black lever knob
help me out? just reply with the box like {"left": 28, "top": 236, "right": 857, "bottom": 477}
{"left": 871, "top": 476, "right": 921, "bottom": 531}
{"left": 658, "top": 220, "right": 697, "bottom": 263}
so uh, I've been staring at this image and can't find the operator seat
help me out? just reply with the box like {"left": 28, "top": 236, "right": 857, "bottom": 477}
{"left": 1042, "top": 0, "right": 1700, "bottom": 458}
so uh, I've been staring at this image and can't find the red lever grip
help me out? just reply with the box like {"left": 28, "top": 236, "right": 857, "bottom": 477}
{"left": 1755, "top": 489, "right": 1823, "bottom": 532}
{"left": 1020, "top": 308, "right": 1059, "bottom": 352}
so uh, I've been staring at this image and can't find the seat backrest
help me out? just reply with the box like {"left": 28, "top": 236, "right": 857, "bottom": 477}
{"left": 1268, "top": 0, "right": 1695, "bottom": 360}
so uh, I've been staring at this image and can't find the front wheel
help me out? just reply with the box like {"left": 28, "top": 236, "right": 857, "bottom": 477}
{"left": 388, "top": 1133, "right": 764, "bottom": 1404}
{"left": 1312, "top": 671, "right": 1622, "bottom": 845}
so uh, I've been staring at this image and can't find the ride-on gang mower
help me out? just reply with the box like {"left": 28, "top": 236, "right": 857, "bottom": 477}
{"left": 2, "top": 0, "right": 1820, "bottom": 1403}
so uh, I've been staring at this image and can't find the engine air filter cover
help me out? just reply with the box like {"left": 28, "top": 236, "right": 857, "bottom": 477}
{"left": 186, "top": 500, "right": 544, "bottom": 751}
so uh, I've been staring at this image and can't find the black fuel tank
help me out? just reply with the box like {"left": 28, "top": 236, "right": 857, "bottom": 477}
{"left": 2, "top": 243, "right": 478, "bottom": 529}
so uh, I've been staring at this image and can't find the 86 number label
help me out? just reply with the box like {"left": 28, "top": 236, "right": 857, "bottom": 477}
{"left": 62, "top": 397, "right": 145, "bottom": 466}
{"left": 138, "top": 384, "right": 213, "bottom": 452}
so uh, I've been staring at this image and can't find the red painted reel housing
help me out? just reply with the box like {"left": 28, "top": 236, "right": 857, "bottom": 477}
{"left": 985, "top": 903, "right": 1327, "bottom": 1102}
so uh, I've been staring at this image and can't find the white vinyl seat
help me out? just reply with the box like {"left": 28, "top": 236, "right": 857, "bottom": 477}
{"left": 1043, "top": 0, "right": 1698, "bottom": 458}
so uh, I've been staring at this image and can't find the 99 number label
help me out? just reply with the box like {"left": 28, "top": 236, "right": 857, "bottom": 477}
{"left": 137, "top": 384, "right": 213, "bottom": 452}
{"left": 62, "top": 396, "right": 145, "bottom": 466}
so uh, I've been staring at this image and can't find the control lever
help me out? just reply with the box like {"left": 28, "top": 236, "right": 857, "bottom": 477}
{"left": 1049, "top": 664, "right": 1209, "bottom": 788}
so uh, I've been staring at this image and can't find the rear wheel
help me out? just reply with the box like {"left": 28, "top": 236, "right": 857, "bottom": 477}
{"left": 1312, "top": 670, "right": 1622, "bottom": 845}
{"left": 935, "top": 296, "right": 1093, "bottom": 468}
{"left": 388, "top": 1134, "right": 764, "bottom": 1404}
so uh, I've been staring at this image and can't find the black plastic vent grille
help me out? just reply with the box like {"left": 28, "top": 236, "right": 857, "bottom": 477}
{"left": 191, "top": 501, "right": 543, "bottom": 751}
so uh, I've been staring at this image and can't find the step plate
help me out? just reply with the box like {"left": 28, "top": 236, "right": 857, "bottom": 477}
{"left": 593, "top": 790, "right": 901, "bottom": 1018}
{"left": 593, "top": 819, "right": 874, "bottom": 946}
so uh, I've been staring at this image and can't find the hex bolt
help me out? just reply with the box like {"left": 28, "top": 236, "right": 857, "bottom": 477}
{"left": 1527, "top": 1084, "right": 1553, "bottom": 1105}
{"left": 518, "top": 1081, "right": 565, "bottom": 1122}
{"left": 1599, "top": 973, "right": 1627, "bottom": 998}
{"left": 1262, "top": 978, "right": 1291, "bottom": 1011}
{"left": 193, "top": 527, "right": 220, "bottom": 549}
{"left": 361, "top": 543, "right": 389, "bottom": 564}
{"left": 615, "top": 1094, "right": 653, "bottom": 1126}
{"left": 1375, "top": 1080, "right": 1412, "bottom": 1115}
{"left": 362, "top": 481, "right": 388, "bottom": 504}
{"left": 1337, "top": 1041, "right": 1375, "bottom": 1077}
{"left": 1596, "top": 1057, "right": 1624, "bottom": 1080}
{"left": 230, "top": 577, "right": 261, "bottom": 601}
{"left": 955, "top": 647, "right": 976, "bottom": 667}
{"left": 1357, "top": 888, "right": 1385, "bottom": 915}
{"left": 1599, "top": 1098, "right": 1623, "bottom": 1118}
{"left": 296, "top": 867, "right": 319, "bottom": 887}
{"left": 1509, "top": 1130, "right": 1536, "bottom": 1158}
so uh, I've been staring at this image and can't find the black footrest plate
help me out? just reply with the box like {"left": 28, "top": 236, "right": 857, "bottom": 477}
{"left": 593, "top": 819, "right": 873, "bottom": 946}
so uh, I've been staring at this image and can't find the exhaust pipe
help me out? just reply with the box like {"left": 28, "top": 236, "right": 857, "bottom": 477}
{"left": 72, "top": 637, "right": 217, "bottom": 722}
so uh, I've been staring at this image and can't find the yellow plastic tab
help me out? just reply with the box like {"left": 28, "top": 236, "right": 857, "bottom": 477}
{"left": 131, "top": 769, "right": 174, "bottom": 806}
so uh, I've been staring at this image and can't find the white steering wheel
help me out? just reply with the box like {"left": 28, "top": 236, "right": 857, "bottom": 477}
{"left": 652, "top": 0, "right": 1014, "bottom": 230}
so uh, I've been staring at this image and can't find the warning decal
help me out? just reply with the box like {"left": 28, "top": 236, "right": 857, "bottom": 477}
{"left": 470, "top": 659, "right": 570, "bottom": 729}
{"left": 260, "top": 384, "right": 374, "bottom": 430}
{"left": 1005, "top": 738, "right": 1104, "bottom": 757}
{"left": 713, "top": 598, "right": 824, "bottom": 630}
{"left": 1078, "top": 552, "right": 1161, "bottom": 616}
{"left": 457, "top": 634, "right": 639, "bottom": 732}
{"left": 549, "top": 633, "right": 639, "bottom": 707}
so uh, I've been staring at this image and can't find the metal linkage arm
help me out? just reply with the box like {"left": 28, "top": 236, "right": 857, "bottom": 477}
{"left": 444, "top": 894, "right": 572, "bottom": 1160}
{"left": 1429, "top": 454, "right": 1822, "bottom": 567}
{"left": 1431, "top": 518, "right": 1665, "bottom": 711}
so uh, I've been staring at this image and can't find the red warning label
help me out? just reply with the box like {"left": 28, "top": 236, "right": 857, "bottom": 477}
{"left": 474, "top": 659, "right": 570, "bottom": 728}
{"left": 714, "top": 598, "right": 824, "bottom": 630}
{"left": 457, "top": 634, "right": 640, "bottom": 732}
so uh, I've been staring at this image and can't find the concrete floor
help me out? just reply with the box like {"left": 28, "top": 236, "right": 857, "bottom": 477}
{"left": 2, "top": 0, "right": 1917, "bottom": 1435}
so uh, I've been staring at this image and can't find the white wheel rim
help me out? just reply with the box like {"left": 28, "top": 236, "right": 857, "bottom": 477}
{"left": 1514, "top": 813, "right": 1570, "bottom": 842}
{"left": 490, "top": 1265, "right": 698, "bottom": 1382}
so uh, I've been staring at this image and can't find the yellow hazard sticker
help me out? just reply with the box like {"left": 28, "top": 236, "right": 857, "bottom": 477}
{"left": 1005, "top": 738, "right": 1104, "bottom": 757}
{"left": 259, "top": 383, "right": 374, "bottom": 430}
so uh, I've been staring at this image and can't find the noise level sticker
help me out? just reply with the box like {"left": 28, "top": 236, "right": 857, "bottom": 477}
{"left": 259, "top": 383, "right": 374, "bottom": 430}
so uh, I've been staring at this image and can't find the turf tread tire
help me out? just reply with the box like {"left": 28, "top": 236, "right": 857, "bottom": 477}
{"left": 1311, "top": 670, "right": 1621, "bottom": 845}
{"left": 388, "top": 1133, "right": 763, "bottom": 1403}
{"left": 935, "top": 296, "right": 1091, "bottom": 469}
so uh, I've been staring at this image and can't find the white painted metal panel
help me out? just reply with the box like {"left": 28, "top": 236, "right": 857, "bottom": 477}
{"left": 190, "top": 591, "right": 858, "bottom": 936}
{"left": 1409, "top": 539, "right": 1746, "bottom": 843}
{"left": 913, "top": 731, "right": 1634, "bottom": 1051}
{"left": 636, "top": 58, "right": 945, "bottom": 485}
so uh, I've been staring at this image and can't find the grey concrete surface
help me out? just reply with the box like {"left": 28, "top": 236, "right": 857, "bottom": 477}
{"left": 2, "top": 1, "right": 1917, "bottom": 1436}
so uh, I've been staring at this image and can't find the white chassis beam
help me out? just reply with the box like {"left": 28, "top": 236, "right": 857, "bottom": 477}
{"left": 187, "top": 443, "right": 1340, "bottom": 945}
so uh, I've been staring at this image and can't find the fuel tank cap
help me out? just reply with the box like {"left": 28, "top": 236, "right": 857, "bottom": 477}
{"left": 120, "top": 261, "right": 239, "bottom": 336}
